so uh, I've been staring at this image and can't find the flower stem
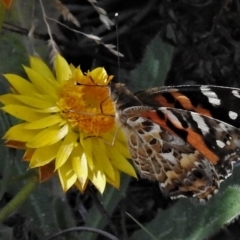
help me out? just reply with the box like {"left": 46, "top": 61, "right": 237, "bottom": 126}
{"left": 0, "top": 173, "right": 39, "bottom": 223}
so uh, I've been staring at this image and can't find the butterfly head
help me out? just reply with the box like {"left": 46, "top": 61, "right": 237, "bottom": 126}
{"left": 110, "top": 82, "right": 143, "bottom": 111}
{"left": 110, "top": 82, "right": 127, "bottom": 102}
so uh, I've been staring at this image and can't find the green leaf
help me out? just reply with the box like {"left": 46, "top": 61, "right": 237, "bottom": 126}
{"left": 130, "top": 33, "right": 174, "bottom": 91}
{"left": 18, "top": 178, "right": 77, "bottom": 239}
{"left": 0, "top": 152, "right": 77, "bottom": 239}
{"left": 131, "top": 167, "right": 240, "bottom": 240}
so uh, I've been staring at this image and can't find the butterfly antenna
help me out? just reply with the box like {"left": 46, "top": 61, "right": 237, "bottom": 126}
{"left": 115, "top": 12, "right": 121, "bottom": 82}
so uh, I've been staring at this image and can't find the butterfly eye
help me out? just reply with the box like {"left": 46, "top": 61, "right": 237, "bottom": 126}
{"left": 110, "top": 90, "right": 119, "bottom": 102}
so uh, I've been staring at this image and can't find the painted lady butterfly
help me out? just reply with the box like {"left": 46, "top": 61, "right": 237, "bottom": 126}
{"left": 110, "top": 83, "right": 240, "bottom": 202}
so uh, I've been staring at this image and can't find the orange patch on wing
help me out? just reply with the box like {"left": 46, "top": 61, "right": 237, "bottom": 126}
{"left": 171, "top": 92, "right": 212, "bottom": 117}
{"left": 154, "top": 95, "right": 174, "bottom": 107}
{"left": 171, "top": 93, "right": 193, "bottom": 109}
{"left": 140, "top": 111, "right": 219, "bottom": 165}
{"left": 155, "top": 93, "right": 212, "bottom": 117}
{"left": 185, "top": 130, "right": 218, "bottom": 164}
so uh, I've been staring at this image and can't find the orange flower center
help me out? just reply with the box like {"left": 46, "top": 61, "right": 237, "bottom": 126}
{"left": 58, "top": 77, "right": 115, "bottom": 136}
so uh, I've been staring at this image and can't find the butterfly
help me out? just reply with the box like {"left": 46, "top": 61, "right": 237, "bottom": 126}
{"left": 110, "top": 83, "right": 240, "bottom": 202}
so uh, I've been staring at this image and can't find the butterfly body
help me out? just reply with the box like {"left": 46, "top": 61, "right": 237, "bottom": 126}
{"left": 111, "top": 83, "right": 240, "bottom": 201}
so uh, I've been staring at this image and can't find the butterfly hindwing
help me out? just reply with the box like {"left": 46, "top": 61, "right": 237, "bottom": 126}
{"left": 126, "top": 115, "right": 220, "bottom": 200}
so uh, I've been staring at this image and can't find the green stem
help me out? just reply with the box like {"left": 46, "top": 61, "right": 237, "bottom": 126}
{"left": 0, "top": 170, "right": 38, "bottom": 187}
{"left": 0, "top": 173, "right": 39, "bottom": 223}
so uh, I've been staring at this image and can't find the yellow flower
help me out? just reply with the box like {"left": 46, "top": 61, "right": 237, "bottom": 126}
{"left": 0, "top": 55, "right": 136, "bottom": 193}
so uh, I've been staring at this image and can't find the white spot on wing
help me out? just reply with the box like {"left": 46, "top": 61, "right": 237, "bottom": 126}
{"left": 216, "top": 140, "right": 225, "bottom": 148}
{"left": 199, "top": 198, "right": 206, "bottom": 204}
{"left": 191, "top": 113, "right": 209, "bottom": 134}
{"left": 200, "top": 86, "right": 221, "bottom": 106}
{"left": 207, "top": 194, "right": 212, "bottom": 200}
{"left": 226, "top": 140, "right": 231, "bottom": 145}
{"left": 219, "top": 122, "right": 228, "bottom": 132}
{"left": 232, "top": 90, "right": 240, "bottom": 98}
{"left": 214, "top": 189, "right": 219, "bottom": 194}
{"left": 200, "top": 86, "right": 210, "bottom": 91}
{"left": 228, "top": 111, "right": 238, "bottom": 120}
{"left": 161, "top": 151, "right": 177, "bottom": 165}
{"left": 161, "top": 108, "right": 181, "bottom": 125}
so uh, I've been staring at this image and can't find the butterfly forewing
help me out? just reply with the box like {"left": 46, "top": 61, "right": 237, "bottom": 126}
{"left": 135, "top": 85, "right": 240, "bottom": 128}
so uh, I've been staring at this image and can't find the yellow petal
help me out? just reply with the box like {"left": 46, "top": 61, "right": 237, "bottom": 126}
{"left": 72, "top": 66, "right": 84, "bottom": 80}
{"left": 89, "top": 67, "right": 110, "bottom": 85}
{"left": 3, "top": 123, "right": 40, "bottom": 142}
{"left": 74, "top": 178, "right": 88, "bottom": 193}
{"left": 80, "top": 132, "right": 93, "bottom": 170}
{"left": 30, "top": 56, "right": 59, "bottom": 90}
{"left": 13, "top": 95, "right": 56, "bottom": 109}
{"left": 24, "top": 114, "right": 64, "bottom": 129}
{"left": 33, "top": 106, "right": 60, "bottom": 113}
{"left": 30, "top": 56, "right": 55, "bottom": 81}
{"left": 69, "top": 64, "right": 76, "bottom": 74}
{"left": 113, "top": 140, "right": 131, "bottom": 159}
{"left": 58, "top": 159, "right": 77, "bottom": 191}
{"left": 103, "top": 131, "right": 131, "bottom": 158}
{"left": 92, "top": 138, "right": 115, "bottom": 181}
{"left": 33, "top": 92, "right": 57, "bottom": 102}
{"left": 71, "top": 145, "right": 88, "bottom": 185}
{"left": 26, "top": 124, "right": 68, "bottom": 148}
{"left": 0, "top": 94, "right": 23, "bottom": 105}
{"left": 3, "top": 74, "right": 39, "bottom": 96}
{"left": 107, "top": 167, "right": 120, "bottom": 189}
{"left": 88, "top": 168, "right": 106, "bottom": 194}
{"left": 24, "top": 67, "right": 57, "bottom": 98}
{"left": 2, "top": 105, "right": 49, "bottom": 122}
{"left": 29, "top": 141, "right": 62, "bottom": 168}
{"left": 23, "top": 148, "right": 35, "bottom": 161}
{"left": 108, "top": 148, "right": 137, "bottom": 178}
{"left": 55, "top": 130, "right": 78, "bottom": 169}
{"left": 54, "top": 55, "right": 72, "bottom": 83}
